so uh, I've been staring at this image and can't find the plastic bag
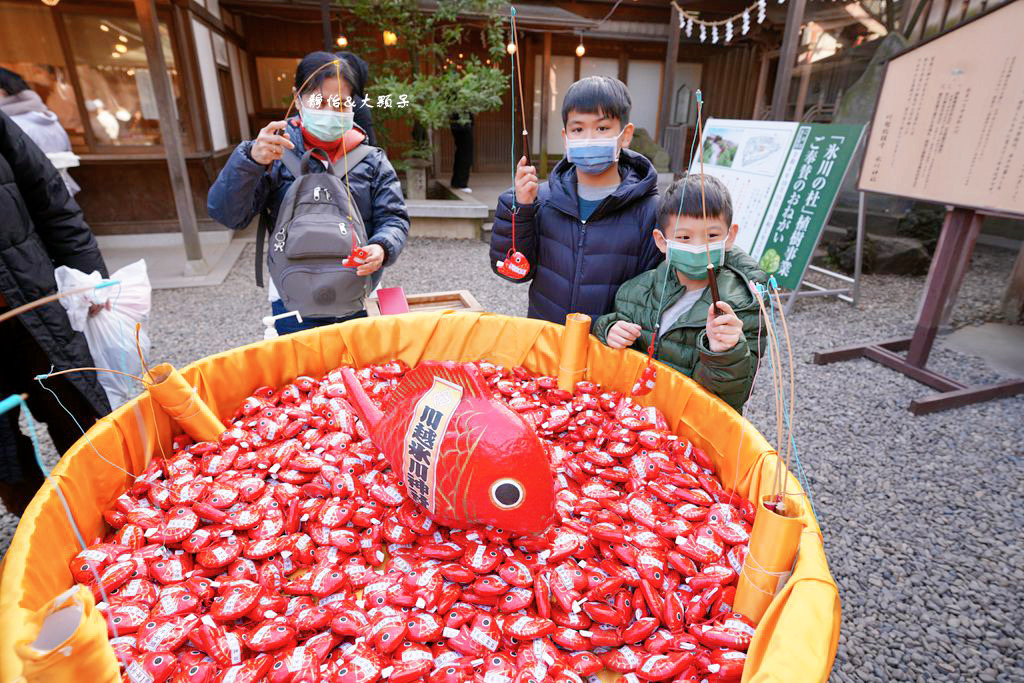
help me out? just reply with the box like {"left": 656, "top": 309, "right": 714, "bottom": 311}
{"left": 55, "top": 259, "right": 151, "bottom": 409}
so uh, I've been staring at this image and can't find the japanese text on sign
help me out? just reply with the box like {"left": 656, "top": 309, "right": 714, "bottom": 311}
{"left": 403, "top": 378, "right": 462, "bottom": 512}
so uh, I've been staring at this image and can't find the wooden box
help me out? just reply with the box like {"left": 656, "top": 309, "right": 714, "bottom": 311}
{"left": 365, "top": 289, "right": 483, "bottom": 316}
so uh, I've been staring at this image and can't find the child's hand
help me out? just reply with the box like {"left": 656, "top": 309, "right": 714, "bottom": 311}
{"left": 356, "top": 244, "right": 385, "bottom": 276}
{"left": 514, "top": 156, "right": 538, "bottom": 205}
{"left": 706, "top": 302, "right": 743, "bottom": 352}
{"left": 607, "top": 321, "right": 642, "bottom": 350}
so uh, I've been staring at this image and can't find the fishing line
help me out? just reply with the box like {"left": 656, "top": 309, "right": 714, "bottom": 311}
{"left": 748, "top": 284, "right": 786, "bottom": 503}
{"left": 694, "top": 91, "right": 722, "bottom": 316}
{"left": 764, "top": 279, "right": 818, "bottom": 523}
{"left": 0, "top": 392, "right": 124, "bottom": 644}
{"left": 766, "top": 280, "right": 795, "bottom": 496}
{"left": 35, "top": 372, "right": 174, "bottom": 497}
{"left": 508, "top": 6, "right": 520, "bottom": 255}
{"left": 650, "top": 115, "right": 703, "bottom": 353}
{"left": 729, "top": 298, "right": 766, "bottom": 498}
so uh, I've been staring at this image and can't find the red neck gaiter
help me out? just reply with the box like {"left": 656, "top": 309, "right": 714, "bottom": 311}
{"left": 297, "top": 119, "right": 366, "bottom": 163}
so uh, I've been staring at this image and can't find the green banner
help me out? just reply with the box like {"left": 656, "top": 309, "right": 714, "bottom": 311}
{"left": 754, "top": 124, "right": 863, "bottom": 289}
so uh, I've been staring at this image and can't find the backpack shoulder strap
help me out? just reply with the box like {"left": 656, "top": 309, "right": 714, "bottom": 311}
{"left": 280, "top": 148, "right": 303, "bottom": 178}
{"left": 331, "top": 144, "right": 374, "bottom": 180}
{"left": 255, "top": 209, "right": 271, "bottom": 287}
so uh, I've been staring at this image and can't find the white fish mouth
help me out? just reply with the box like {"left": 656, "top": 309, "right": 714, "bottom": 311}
{"left": 489, "top": 478, "right": 525, "bottom": 510}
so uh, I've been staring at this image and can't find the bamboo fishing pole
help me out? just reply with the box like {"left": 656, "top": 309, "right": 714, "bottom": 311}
{"left": 695, "top": 90, "right": 722, "bottom": 318}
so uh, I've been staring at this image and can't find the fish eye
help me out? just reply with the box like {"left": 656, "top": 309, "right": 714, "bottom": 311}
{"left": 489, "top": 478, "right": 525, "bottom": 510}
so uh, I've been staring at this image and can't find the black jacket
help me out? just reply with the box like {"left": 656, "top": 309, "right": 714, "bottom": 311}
{"left": 0, "top": 111, "right": 110, "bottom": 417}
{"left": 489, "top": 148, "right": 662, "bottom": 323}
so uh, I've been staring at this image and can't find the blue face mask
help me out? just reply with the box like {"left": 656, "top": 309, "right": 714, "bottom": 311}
{"left": 300, "top": 104, "right": 353, "bottom": 142}
{"left": 565, "top": 130, "right": 624, "bottom": 174}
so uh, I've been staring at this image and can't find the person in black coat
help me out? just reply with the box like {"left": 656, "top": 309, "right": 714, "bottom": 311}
{"left": 450, "top": 112, "right": 474, "bottom": 190}
{"left": 0, "top": 111, "right": 111, "bottom": 515}
{"left": 336, "top": 51, "right": 376, "bottom": 147}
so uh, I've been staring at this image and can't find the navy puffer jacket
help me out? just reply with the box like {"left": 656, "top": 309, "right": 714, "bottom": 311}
{"left": 489, "top": 148, "right": 662, "bottom": 323}
{"left": 207, "top": 121, "right": 408, "bottom": 265}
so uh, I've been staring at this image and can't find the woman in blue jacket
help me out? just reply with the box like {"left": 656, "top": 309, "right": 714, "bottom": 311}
{"left": 207, "top": 51, "right": 408, "bottom": 335}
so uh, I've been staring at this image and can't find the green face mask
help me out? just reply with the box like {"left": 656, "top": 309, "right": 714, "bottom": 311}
{"left": 665, "top": 238, "right": 726, "bottom": 279}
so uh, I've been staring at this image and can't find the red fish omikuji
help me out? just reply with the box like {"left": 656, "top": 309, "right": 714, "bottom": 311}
{"left": 341, "top": 361, "right": 556, "bottom": 535}
{"left": 71, "top": 360, "right": 756, "bottom": 683}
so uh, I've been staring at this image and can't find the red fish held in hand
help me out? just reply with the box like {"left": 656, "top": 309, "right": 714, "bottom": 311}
{"left": 341, "top": 361, "right": 555, "bottom": 534}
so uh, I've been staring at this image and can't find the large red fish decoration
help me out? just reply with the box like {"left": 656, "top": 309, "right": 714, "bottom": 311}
{"left": 341, "top": 361, "right": 555, "bottom": 534}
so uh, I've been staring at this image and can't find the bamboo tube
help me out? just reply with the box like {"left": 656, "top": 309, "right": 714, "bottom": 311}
{"left": 557, "top": 314, "right": 591, "bottom": 392}
{"left": 734, "top": 493, "right": 804, "bottom": 625}
{"left": 15, "top": 586, "right": 120, "bottom": 683}
{"left": 145, "top": 363, "right": 225, "bottom": 442}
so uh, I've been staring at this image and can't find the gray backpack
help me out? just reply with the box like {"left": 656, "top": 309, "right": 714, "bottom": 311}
{"left": 258, "top": 145, "right": 377, "bottom": 317}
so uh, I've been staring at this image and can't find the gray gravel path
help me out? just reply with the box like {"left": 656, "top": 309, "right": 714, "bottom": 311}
{"left": 4, "top": 238, "right": 1022, "bottom": 682}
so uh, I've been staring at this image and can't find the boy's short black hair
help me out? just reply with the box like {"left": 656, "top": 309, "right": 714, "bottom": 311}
{"left": 561, "top": 76, "right": 631, "bottom": 127}
{"left": 658, "top": 173, "right": 733, "bottom": 229}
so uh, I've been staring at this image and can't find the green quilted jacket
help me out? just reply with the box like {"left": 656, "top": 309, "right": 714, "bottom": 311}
{"left": 592, "top": 250, "right": 767, "bottom": 413}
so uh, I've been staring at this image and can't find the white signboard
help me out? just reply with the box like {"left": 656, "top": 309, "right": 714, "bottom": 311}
{"left": 686, "top": 118, "right": 799, "bottom": 254}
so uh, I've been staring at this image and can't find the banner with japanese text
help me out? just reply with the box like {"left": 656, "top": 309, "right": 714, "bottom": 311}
{"left": 689, "top": 120, "right": 864, "bottom": 289}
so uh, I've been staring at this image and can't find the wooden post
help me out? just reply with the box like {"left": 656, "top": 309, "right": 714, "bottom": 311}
{"left": 320, "top": 0, "right": 332, "bottom": 51}
{"left": 906, "top": 208, "right": 979, "bottom": 368}
{"left": 753, "top": 51, "right": 773, "bottom": 120}
{"left": 658, "top": 3, "right": 681, "bottom": 145}
{"left": 770, "top": 0, "right": 807, "bottom": 120}
{"left": 539, "top": 31, "right": 551, "bottom": 177}
{"left": 1001, "top": 241, "right": 1024, "bottom": 324}
{"left": 133, "top": 0, "right": 207, "bottom": 275}
{"left": 794, "top": 63, "right": 812, "bottom": 120}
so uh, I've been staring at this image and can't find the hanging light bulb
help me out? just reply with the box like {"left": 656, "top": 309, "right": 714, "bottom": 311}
{"left": 119, "top": 35, "right": 128, "bottom": 43}
{"left": 114, "top": 43, "right": 128, "bottom": 54}
{"left": 336, "top": 35, "right": 348, "bottom": 47}
{"left": 41, "top": 0, "right": 60, "bottom": 6}
{"left": 575, "top": 36, "right": 585, "bottom": 58}
{"left": 506, "top": 40, "right": 517, "bottom": 55}
{"left": 111, "top": 51, "right": 121, "bottom": 58}
{"left": 382, "top": 30, "right": 397, "bottom": 46}
{"left": 99, "top": 22, "right": 109, "bottom": 31}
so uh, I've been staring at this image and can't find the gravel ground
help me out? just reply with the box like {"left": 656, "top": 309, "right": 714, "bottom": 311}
{"left": 4, "top": 238, "right": 1022, "bottom": 682}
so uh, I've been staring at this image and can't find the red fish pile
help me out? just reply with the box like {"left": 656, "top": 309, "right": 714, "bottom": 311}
{"left": 70, "top": 361, "right": 756, "bottom": 683}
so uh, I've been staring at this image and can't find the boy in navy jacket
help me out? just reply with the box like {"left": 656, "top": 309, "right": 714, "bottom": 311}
{"left": 489, "top": 76, "right": 662, "bottom": 323}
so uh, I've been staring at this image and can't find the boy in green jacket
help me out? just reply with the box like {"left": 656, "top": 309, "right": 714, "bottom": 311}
{"left": 593, "top": 174, "right": 766, "bottom": 413}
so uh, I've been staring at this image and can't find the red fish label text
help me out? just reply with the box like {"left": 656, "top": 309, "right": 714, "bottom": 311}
{"left": 403, "top": 377, "right": 462, "bottom": 513}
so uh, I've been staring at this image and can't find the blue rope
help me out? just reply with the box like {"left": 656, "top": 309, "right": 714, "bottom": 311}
{"left": 0, "top": 394, "right": 49, "bottom": 477}
{"left": 760, "top": 281, "right": 821, "bottom": 525}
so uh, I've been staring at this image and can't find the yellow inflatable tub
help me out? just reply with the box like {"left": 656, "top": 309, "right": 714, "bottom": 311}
{"left": 0, "top": 311, "right": 840, "bottom": 682}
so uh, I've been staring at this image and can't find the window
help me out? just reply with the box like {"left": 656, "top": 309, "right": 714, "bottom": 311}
{"left": 0, "top": 2, "right": 85, "bottom": 146}
{"left": 62, "top": 12, "right": 188, "bottom": 147}
{"left": 255, "top": 57, "right": 299, "bottom": 111}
